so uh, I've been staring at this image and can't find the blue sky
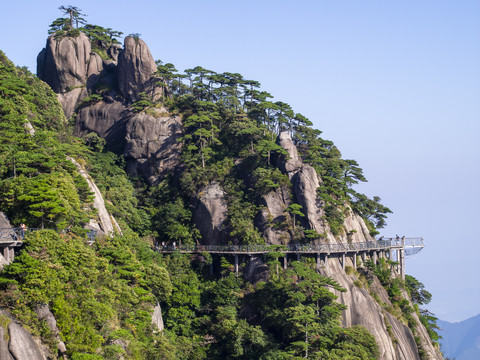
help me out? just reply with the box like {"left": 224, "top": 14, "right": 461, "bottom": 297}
{"left": 1, "top": 0, "right": 479, "bottom": 322}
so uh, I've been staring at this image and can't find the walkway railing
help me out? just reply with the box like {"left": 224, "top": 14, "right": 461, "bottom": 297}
{"left": 0, "top": 228, "right": 70, "bottom": 245}
{"left": 157, "top": 237, "right": 424, "bottom": 255}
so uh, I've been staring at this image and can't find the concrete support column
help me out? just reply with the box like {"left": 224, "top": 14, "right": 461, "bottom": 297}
{"left": 361, "top": 252, "right": 366, "bottom": 264}
{"left": 283, "top": 255, "right": 288, "bottom": 270}
{"left": 2, "top": 247, "right": 9, "bottom": 262}
{"left": 399, "top": 249, "right": 405, "bottom": 280}
{"left": 389, "top": 248, "right": 393, "bottom": 260}
{"left": 341, "top": 253, "right": 346, "bottom": 270}
{"left": 296, "top": 253, "right": 301, "bottom": 261}
{"left": 353, "top": 253, "right": 357, "bottom": 269}
{"left": 9, "top": 247, "right": 14, "bottom": 263}
{"left": 234, "top": 255, "right": 239, "bottom": 275}
{"left": 373, "top": 251, "right": 377, "bottom": 265}
{"left": 396, "top": 250, "right": 400, "bottom": 273}
{"left": 209, "top": 262, "right": 213, "bottom": 276}
{"left": 316, "top": 253, "right": 320, "bottom": 271}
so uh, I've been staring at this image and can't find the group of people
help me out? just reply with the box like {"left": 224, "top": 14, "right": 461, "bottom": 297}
{"left": 155, "top": 241, "right": 177, "bottom": 251}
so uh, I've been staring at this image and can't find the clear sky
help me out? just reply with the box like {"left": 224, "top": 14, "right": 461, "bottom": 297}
{"left": 1, "top": 0, "right": 479, "bottom": 322}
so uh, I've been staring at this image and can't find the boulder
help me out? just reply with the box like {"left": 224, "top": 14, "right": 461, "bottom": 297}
{"left": 35, "top": 304, "right": 58, "bottom": 335}
{"left": 125, "top": 109, "right": 182, "bottom": 184}
{"left": 244, "top": 256, "right": 269, "bottom": 283}
{"left": 193, "top": 183, "right": 228, "bottom": 245}
{"left": 117, "top": 36, "right": 158, "bottom": 101}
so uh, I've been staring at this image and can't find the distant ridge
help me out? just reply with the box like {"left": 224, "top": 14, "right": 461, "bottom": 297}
{"left": 438, "top": 314, "right": 480, "bottom": 360}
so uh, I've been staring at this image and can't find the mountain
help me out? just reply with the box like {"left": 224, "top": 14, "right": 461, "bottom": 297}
{"left": 438, "top": 314, "right": 480, "bottom": 360}
{"left": 0, "top": 17, "right": 443, "bottom": 359}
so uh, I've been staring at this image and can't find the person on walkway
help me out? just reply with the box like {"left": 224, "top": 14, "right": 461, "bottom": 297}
{"left": 20, "top": 223, "right": 27, "bottom": 239}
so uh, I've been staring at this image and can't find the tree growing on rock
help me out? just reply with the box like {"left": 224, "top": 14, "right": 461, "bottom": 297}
{"left": 59, "top": 5, "right": 86, "bottom": 29}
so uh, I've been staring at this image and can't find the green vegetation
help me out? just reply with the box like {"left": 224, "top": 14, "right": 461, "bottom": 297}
{"left": 0, "top": 230, "right": 170, "bottom": 358}
{"left": 0, "top": 10, "right": 437, "bottom": 356}
{"left": 0, "top": 51, "right": 92, "bottom": 229}
{"left": 151, "top": 58, "right": 392, "bottom": 239}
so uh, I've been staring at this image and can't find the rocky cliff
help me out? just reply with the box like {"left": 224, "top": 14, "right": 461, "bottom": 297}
{"left": 36, "top": 31, "right": 442, "bottom": 359}
{"left": 37, "top": 34, "right": 180, "bottom": 184}
{"left": 272, "top": 132, "right": 442, "bottom": 359}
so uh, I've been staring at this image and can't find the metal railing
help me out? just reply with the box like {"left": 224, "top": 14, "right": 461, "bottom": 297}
{"left": 157, "top": 237, "right": 424, "bottom": 254}
{"left": 0, "top": 228, "right": 70, "bottom": 245}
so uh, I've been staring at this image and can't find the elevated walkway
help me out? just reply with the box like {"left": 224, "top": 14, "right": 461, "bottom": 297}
{"left": 157, "top": 237, "right": 424, "bottom": 279}
{"left": 157, "top": 237, "right": 424, "bottom": 255}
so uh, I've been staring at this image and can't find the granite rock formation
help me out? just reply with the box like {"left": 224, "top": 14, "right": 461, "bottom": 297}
{"left": 0, "top": 310, "right": 48, "bottom": 360}
{"left": 117, "top": 36, "right": 158, "bottom": 102}
{"left": 37, "top": 34, "right": 178, "bottom": 184}
{"left": 193, "top": 182, "right": 228, "bottom": 245}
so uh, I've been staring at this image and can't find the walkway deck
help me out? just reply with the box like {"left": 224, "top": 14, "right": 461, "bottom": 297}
{"left": 157, "top": 237, "right": 424, "bottom": 255}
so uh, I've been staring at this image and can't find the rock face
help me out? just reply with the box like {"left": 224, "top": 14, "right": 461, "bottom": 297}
{"left": 152, "top": 303, "right": 164, "bottom": 333}
{"left": 275, "top": 131, "right": 302, "bottom": 178}
{"left": 193, "top": 183, "right": 228, "bottom": 245}
{"left": 125, "top": 109, "right": 182, "bottom": 183}
{"left": 117, "top": 36, "right": 158, "bottom": 102}
{"left": 255, "top": 187, "right": 291, "bottom": 244}
{"left": 292, "top": 164, "right": 327, "bottom": 235}
{"left": 67, "top": 157, "right": 122, "bottom": 236}
{"left": 0, "top": 310, "right": 47, "bottom": 360}
{"left": 74, "top": 100, "right": 130, "bottom": 152}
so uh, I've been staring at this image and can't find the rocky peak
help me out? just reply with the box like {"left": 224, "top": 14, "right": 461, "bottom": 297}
{"left": 117, "top": 36, "right": 158, "bottom": 102}
{"left": 37, "top": 32, "right": 92, "bottom": 93}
